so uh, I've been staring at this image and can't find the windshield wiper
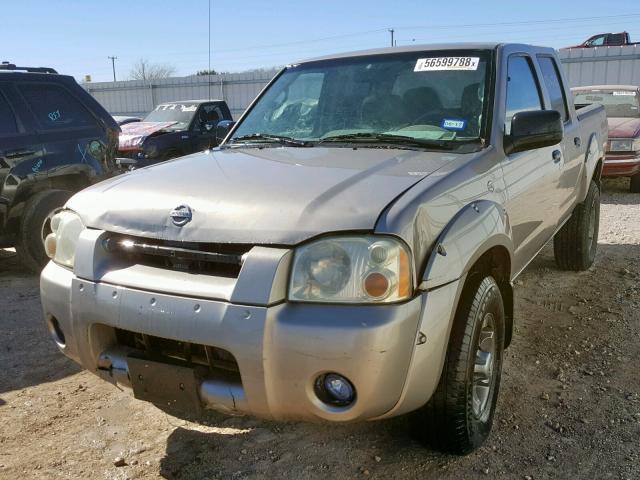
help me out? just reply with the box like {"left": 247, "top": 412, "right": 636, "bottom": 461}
{"left": 230, "top": 133, "right": 311, "bottom": 147}
{"left": 318, "top": 132, "right": 458, "bottom": 149}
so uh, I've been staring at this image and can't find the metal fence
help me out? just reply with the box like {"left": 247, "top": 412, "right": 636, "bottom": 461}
{"left": 84, "top": 48, "right": 640, "bottom": 118}
{"left": 559, "top": 44, "right": 640, "bottom": 87}
{"left": 83, "top": 69, "right": 280, "bottom": 120}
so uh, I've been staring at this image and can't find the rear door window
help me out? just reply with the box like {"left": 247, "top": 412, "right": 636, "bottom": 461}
{"left": 504, "top": 56, "right": 542, "bottom": 135}
{"left": 0, "top": 90, "right": 18, "bottom": 136}
{"left": 18, "top": 83, "right": 96, "bottom": 130}
{"left": 537, "top": 56, "right": 569, "bottom": 121}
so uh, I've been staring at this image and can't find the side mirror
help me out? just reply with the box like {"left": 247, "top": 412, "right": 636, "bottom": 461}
{"left": 204, "top": 120, "right": 218, "bottom": 132}
{"left": 215, "top": 120, "right": 236, "bottom": 144}
{"left": 504, "top": 110, "right": 563, "bottom": 155}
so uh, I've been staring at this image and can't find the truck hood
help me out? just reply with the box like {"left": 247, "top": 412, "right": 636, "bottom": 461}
{"left": 118, "top": 121, "right": 178, "bottom": 150}
{"left": 607, "top": 117, "right": 640, "bottom": 138}
{"left": 68, "top": 146, "right": 458, "bottom": 245}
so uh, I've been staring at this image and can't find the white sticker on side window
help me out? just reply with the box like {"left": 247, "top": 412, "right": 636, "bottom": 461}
{"left": 612, "top": 91, "right": 636, "bottom": 96}
{"left": 414, "top": 57, "right": 480, "bottom": 72}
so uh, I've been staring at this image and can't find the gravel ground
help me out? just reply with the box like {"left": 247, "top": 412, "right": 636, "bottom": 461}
{"left": 0, "top": 178, "right": 638, "bottom": 480}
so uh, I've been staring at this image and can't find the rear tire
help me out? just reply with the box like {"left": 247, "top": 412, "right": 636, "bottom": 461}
{"left": 553, "top": 180, "right": 600, "bottom": 271}
{"left": 630, "top": 173, "right": 640, "bottom": 193}
{"left": 413, "top": 274, "right": 505, "bottom": 454}
{"left": 16, "top": 190, "right": 73, "bottom": 273}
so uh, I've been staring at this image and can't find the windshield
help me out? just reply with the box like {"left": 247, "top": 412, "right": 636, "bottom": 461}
{"left": 231, "top": 50, "right": 492, "bottom": 148}
{"left": 573, "top": 90, "right": 640, "bottom": 118}
{"left": 143, "top": 103, "right": 199, "bottom": 130}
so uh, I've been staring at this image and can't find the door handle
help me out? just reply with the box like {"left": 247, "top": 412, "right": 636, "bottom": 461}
{"left": 5, "top": 149, "right": 35, "bottom": 159}
{"left": 552, "top": 150, "right": 562, "bottom": 163}
{"left": 574, "top": 137, "right": 581, "bottom": 148}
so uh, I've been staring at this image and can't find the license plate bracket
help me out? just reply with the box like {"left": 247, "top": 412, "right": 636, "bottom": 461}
{"left": 128, "top": 355, "right": 203, "bottom": 415}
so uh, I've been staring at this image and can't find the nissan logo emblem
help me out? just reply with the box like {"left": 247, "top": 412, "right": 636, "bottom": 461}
{"left": 169, "top": 205, "right": 192, "bottom": 226}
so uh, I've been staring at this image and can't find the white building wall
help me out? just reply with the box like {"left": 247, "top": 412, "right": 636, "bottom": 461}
{"left": 559, "top": 45, "right": 640, "bottom": 87}
{"left": 83, "top": 70, "right": 280, "bottom": 120}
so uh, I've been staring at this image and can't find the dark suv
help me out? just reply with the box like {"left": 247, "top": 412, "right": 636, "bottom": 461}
{"left": 0, "top": 63, "right": 119, "bottom": 271}
{"left": 117, "top": 99, "right": 233, "bottom": 167}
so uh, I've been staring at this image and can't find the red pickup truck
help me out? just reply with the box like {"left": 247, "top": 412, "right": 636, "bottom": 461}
{"left": 568, "top": 32, "right": 638, "bottom": 48}
{"left": 573, "top": 85, "right": 640, "bottom": 192}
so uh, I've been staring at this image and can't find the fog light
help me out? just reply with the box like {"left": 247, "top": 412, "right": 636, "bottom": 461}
{"left": 314, "top": 373, "right": 355, "bottom": 406}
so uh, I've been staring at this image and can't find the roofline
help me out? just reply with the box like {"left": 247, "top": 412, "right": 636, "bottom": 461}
{"left": 161, "top": 99, "right": 224, "bottom": 104}
{"left": 294, "top": 43, "right": 503, "bottom": 64}
{"left": 571, "top": 85, "right": 640, "bottom": 90}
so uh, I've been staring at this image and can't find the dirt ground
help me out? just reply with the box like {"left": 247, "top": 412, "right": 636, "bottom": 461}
{"left": 1, "top": 178, "right": 638, "bottom": 480}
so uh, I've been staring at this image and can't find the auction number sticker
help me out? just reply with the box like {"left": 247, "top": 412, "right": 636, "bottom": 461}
{"left": 613, "top": 91, "right": 636, "bottom": 96}
{"left": 414, "top": 57, "right": 480, "bottom": 72}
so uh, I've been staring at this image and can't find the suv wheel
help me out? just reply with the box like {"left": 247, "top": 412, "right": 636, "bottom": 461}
{"left": 630, "top": 173, "right": 640, "bottom": 193}
{"left": 553, "top": 180, "right": 600, "bottom": 271}
{"left": 16, "top": 189, "right": 73, "bottom": 273}
{"left": 413, "top": 274, "right": 505, "bottom": 454}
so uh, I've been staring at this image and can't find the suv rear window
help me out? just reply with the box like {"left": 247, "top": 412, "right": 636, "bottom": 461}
{"left": 0, "top": 91, "right": 18, "bottom": 135}
{"left": 18, "top": 83, "right": 96, "bottom": 130}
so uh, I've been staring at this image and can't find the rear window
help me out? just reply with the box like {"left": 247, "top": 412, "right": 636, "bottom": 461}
{"left": 18, "top": 83, "right": 96, "bottom": 130}
{"left": 0, "top": 90, "right": 18, "bottom": 135}
{"left": 573, "top": 89, "right": 640, "bottom": 118}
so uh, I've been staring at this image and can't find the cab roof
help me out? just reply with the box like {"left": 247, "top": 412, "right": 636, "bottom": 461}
{"left": 296, "top": 43, "right": 555, "bottom": 65}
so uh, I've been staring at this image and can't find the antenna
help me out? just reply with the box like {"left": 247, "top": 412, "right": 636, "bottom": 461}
{"left": 208, "top": 0, "right": 212, "bottom": 100}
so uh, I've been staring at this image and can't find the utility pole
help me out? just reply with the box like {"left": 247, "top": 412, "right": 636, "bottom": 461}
{"left": 388, "top": 29, "right": 395, "bottom": 47}
{"left": 108, "top": 56, "right": 117, "bottom": 82}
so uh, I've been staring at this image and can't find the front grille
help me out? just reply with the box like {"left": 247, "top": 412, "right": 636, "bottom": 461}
{"left": 104, "top": 234, "right": 252, "bottom": 278}
{"left": 115, "top": 328, "right": 241, "bottom": 379}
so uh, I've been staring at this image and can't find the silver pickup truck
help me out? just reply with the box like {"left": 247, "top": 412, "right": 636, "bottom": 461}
{"left": 40, "top": 43, "right": 606, "bottom": 454}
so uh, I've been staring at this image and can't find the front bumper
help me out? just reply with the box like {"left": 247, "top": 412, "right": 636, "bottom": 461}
{"left": 40, "top": 234, "right": 460, "bottom": 423}
{"left": 603, "top": 152, "right": 640, "bottom": 177}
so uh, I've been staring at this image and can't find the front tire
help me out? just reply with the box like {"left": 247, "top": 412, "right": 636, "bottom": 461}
{"left": 16, "top": 189, "right": 73, "bottom": 273}
{"left": 630, "top": 173, "right": 640, "bottom": 193}
{"left": 553, "top": 180, "right": 600, "bottom": 271}
{"left": 413, "top": 275, "right": 505, "bottom": 454}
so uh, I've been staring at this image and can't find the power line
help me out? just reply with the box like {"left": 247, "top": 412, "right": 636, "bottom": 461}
{"left": 397, "top": 13, "right": 640, "bottom": 31}
{"left": 108, "top": 12, "right": 640, "bottom": 61}
{"left": 213, "top": 28, "right": 388, "bottom": 54}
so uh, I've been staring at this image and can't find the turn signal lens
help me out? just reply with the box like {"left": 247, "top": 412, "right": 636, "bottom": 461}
{"left": 363, "top": 271, "right": 390, "bottom": 298}
{"left": 44, "top": 234, "right": 57, "bottom": 258}
{"left": 398, "top": 248, "right": 411, "bottom": 298}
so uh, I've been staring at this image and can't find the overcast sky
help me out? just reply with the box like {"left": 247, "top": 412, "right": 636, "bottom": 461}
{"left": 3, "top": 0, "right": 640, "bottom": 82}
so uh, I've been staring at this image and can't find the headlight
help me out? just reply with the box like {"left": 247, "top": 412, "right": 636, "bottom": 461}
{"left": 118, "top": 134, "right": 145, "bottom": 149}
{"left": 44, "top": 210, "right": 84, "bottom": 268}
{"left": 288, "top": 236, "right": 412, "bottom": 304}
{"left": 608, "top": 139, "right": 640, "bottom": 152}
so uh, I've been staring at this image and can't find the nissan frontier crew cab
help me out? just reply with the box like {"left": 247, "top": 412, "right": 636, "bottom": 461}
{"left": 40, "top": 43, "right": 606, "bottom": 454}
